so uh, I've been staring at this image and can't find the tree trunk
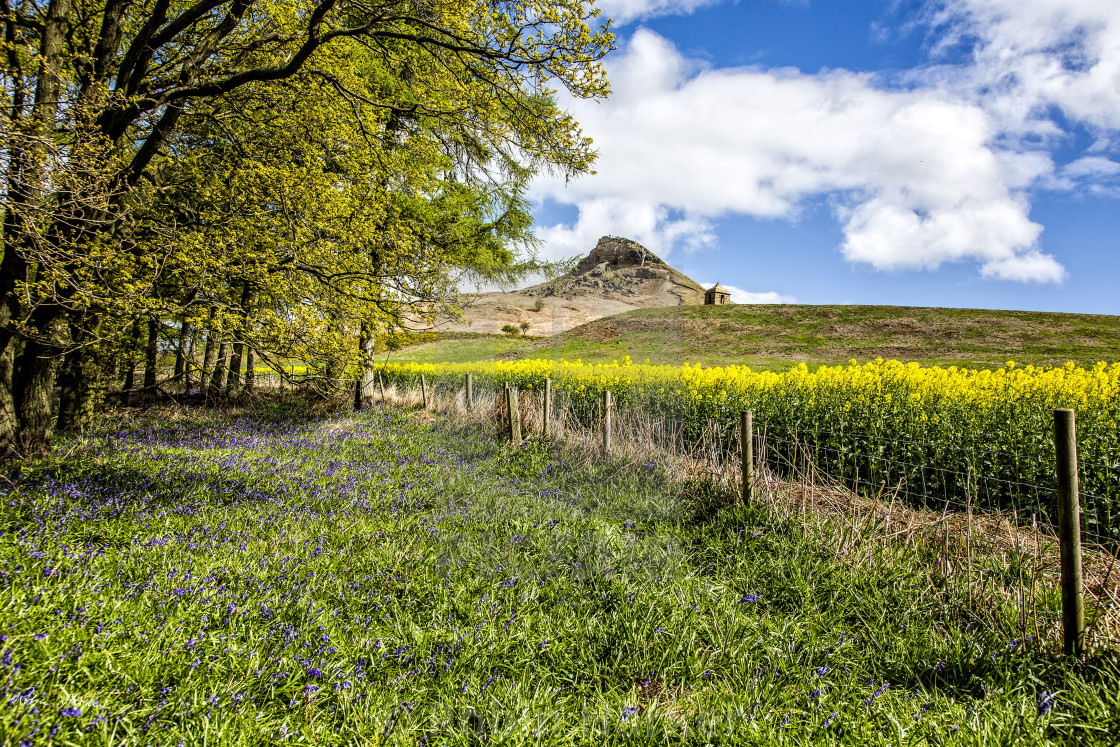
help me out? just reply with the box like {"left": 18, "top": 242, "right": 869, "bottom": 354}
{"left": 0, "top": 237, "right": 27, "bottom": 455}
{"left": 355, "top": 322, "right": 377, "bottom": 410}
{"left": 226, "top": 339, "right": 243, "bottom": 397}
{"left": 0, "top": 317, "right": 20, "bottom": 457}
{"left": 244, "top": 348, "right": 255, "bottom": 392}
{"left": 102, "top": 347, "right": 121, "bottom": 396}
{"left": 12, "top": 309, "right": 68, "bottom": 454}
{"left": 121, "top": 320, "right": 140, "bottom": 404}
{"left": 199, "top": 309, "right": 217, "bottom": 393}
{"left": 57, "top": 348, "right": 100, "bottom": 432}
{"left": 200, "top": 337, "right": 216, "bottom": 392}
{"left": 184, "top": 327, "right": 197, "bottom": 390}
{"left": 3, "top": 0, "right": 75, "bottom": 454}
{"left": 143, "top": 316, "right": 158, "bottom": 390}
{"left": 226, "top": 283, "right": 255, "bottom": 398}
{"left": 209, "top": 341, "right": 229, "bottom": 399}
{"left": 0, "top": 0, "right": 74, "bottom": 454}
{"left": 57, "top": 313, "right": 104, "bottom": 432}
{"left": 323, "top": 359, "right": 337, "bottom": 399}
{"left": 14, "top": 341, "right": 62, "bottom": 454}
{"left": 174, "top": 318, "right": 192, "bottom": 381}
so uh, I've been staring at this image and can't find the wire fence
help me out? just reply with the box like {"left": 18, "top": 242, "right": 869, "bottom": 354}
{"left": 168, "top": 366, "right": 1118, "bottom": 551}
{"left": 146, "top": 365, "right": 1119, "bottom": 651}
{"left": 371, "top": 373, "right": 1120, "bottom": 653}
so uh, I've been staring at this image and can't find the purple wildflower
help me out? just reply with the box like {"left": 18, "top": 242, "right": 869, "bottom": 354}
{"left": 866, "top": 682, "right": 890, "bottom": 706}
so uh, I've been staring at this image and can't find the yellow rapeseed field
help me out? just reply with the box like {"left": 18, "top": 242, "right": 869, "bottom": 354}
{"left": 383, "top": 358, "right": 1120, "bottom": 538}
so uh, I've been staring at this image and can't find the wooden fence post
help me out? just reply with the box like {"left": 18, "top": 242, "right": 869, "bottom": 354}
{"left": 1054, "top": 408, "right": 1084, "bottom": 657}
{"left": 543, "top": 378, "right": 552, "bottom": 438}
{"left": 466, "top": 373, "right": 473, "bottom": 412}
{"left": 507, "top": 387, "right": 521, "bottom": 445}
{"left": 378, "top": 372, "right": 386, "bottom": 403}
{"left": 741, "top": 410, "right": 753, "bottom": 504}
{"left": 602, "top": 390, "right": 612, "bottom": 456}
{"left": 421, "top": 374, "right": 428, "bottom": 409}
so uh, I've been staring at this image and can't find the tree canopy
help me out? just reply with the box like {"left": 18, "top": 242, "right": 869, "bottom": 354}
{"left": 0, "top": 0, "right": 613, "bottom": 453}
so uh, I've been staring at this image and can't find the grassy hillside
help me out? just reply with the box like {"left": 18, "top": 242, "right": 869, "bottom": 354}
{"left": 392, "top": 304, "right": 1120, "bottom": 370}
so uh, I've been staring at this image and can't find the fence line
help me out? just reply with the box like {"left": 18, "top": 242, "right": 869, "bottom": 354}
{"left": 373, "top": 373, "right": 1118, "bottom": 655}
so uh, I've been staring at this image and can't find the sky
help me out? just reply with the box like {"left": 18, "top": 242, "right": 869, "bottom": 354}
{"left": 526, "top": 0, "right": 1120, "bottom": 314}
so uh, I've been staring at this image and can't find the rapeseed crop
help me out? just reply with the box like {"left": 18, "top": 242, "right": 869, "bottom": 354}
{"left": 383, "top": 359, "right": 1120, "bottom": 539}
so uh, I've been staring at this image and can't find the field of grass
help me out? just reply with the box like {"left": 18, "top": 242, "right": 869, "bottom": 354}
{"left": 2, "top": 398, "right": 1119, "bottom": 744}
{"left": 382, "top": 334, "right": 536, "bottom": 366}
{"left": 391, "top": 305, "right": 1120, "bottom": 371}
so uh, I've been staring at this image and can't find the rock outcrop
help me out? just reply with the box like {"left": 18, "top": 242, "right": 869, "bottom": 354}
{"left": 575, "top": 236, "right": 663, "bottom": 272}
{"left": 419, "top": 236, "right": 706, "bottom": 336}
{"left": 522, "top": 236, "right": 705, "bottom": 305}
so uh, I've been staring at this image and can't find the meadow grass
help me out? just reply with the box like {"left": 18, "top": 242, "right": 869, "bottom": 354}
{"left": 1, "top": 397, "right": 1118, "bottom": 745}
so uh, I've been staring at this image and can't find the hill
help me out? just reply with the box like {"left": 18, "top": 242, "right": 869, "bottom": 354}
{"left": 423, "top": 236, "right": 707, "bottom": 336}
{"left": 391, "top": 303, "right": 1120, "bottom": 370}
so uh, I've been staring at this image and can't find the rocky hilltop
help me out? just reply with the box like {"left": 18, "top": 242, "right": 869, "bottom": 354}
{"left": 427, "top": 236, "right": 706, "bottom": 336}
{"left": 521, "top": 236, "right": 705, "bottom": 306}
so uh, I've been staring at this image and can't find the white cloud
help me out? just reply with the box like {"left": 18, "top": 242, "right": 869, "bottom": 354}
{"left": 926, "top": 0, "right": 1120, "bottom": 133}
{"left": 1041, "top": 155, "right": 1120, "bottom": 195}
{"left": 596, "top": 0, "right": 723, "bottom": 25}
{"left": 1062, "top": 156, "right": 1120, "bottom": 178}
{"left": 697, "top": 282, "right": 797, "bottom": 304}
{"left": 534, "top": 28, "right": 1064, "bottom": 283}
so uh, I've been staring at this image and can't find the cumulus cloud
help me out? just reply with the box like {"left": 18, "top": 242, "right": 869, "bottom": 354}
{"left": 533, "top": 28, "right": 1065, "bottom": 283}
{"left": 697, "top": 282, "right": 797, "bottom": 304}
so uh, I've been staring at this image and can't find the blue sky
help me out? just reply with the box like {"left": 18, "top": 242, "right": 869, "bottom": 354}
{"left": 527, "top": 0, "right": 1120, "bottom": 314}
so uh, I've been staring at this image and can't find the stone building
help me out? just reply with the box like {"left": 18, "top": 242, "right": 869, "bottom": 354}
{"left": 705, "top": 283, "right": 732, "bottom": 305}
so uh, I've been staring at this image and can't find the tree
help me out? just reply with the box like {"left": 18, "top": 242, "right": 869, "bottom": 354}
{"left": 0, "top": 0, "right": 613, "bottom": 454}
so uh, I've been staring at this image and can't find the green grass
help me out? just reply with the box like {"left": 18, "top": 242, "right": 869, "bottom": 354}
{"left": 392, "top": 305, "right": 1120, "bottom": 371}
{"left": 385, "top": 333, "right": 536, "bottom": 364}
{"left": 1, "top": 399, "right": 1118, "bottom": 744}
